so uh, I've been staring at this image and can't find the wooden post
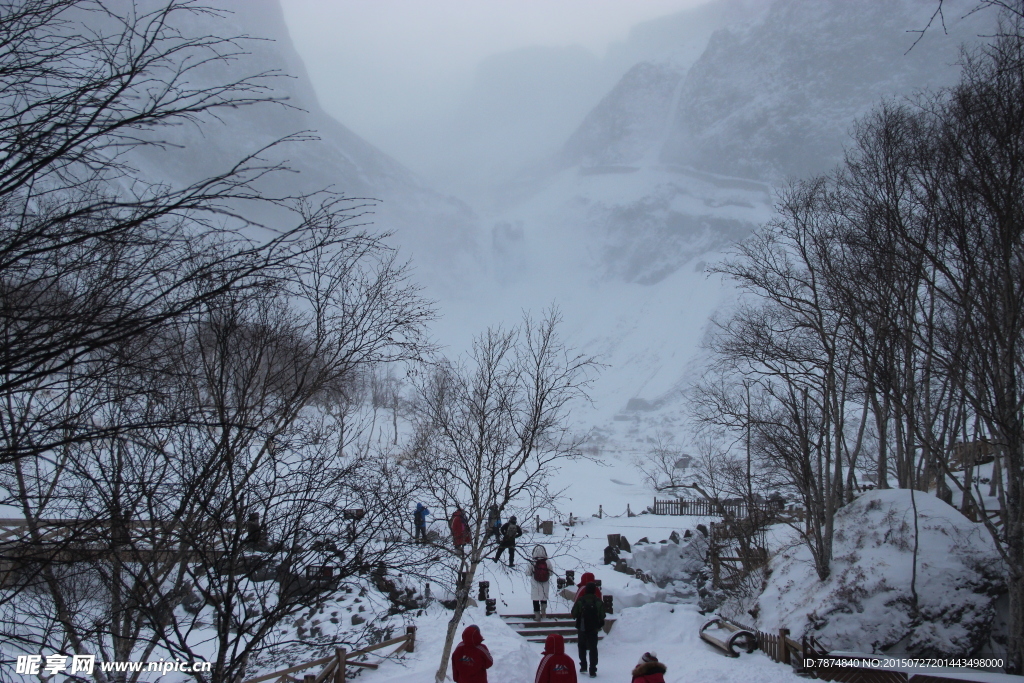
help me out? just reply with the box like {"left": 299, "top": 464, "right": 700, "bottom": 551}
{"left": 712, "top": 548, "right": 720, "bottom": 587}
{"left": 536, "top": 515, "right": 541, "bottom": 532}
{"left": 406, "top": 626, "right": 416, "bottom": 653}
{"left": 779, "top": 628, "right": 790, "bottom": 664}
{"left": 335, "top": 649, "right": 346, "bottom": 683}
{"left": 598, "top": 504, "right": 603, "bottom": 519}
{"left": 304, "top": 674, "right": 315, "bottom": 683}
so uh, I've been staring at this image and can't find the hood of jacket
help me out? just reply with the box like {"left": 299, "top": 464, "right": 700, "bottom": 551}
{"left": 631, "top": 661, "right": 667, "bottom": 678}
{"left": 461, "top": 625, "right": 483, "bottom": 647}
{"left": 577, "top": 571, "right": 595, "bottom": 587}
{"left": 542, "top": 633, "right": 564, "bottom": 655}
{"left": 532, "top": 545, "right": 547, "bottom": 559}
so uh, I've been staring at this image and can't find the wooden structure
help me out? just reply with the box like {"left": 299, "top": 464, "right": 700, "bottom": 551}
{"left": 652, "top": 498, "right": 804, "bottom": 521}
{"left": 243, "top": 627, "right": 416, "bottom": 683}
{"left": 699, "top": 617, "right": 756, "bottom": 657}
{"left": 500, "top": 613, "right": 615, "bottom": 645}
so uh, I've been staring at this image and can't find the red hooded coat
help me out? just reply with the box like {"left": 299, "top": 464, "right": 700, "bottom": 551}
{"left": 451, "top": 510, "right": 471, "bottom": 546}
{"left": 535, "top": 634, "right": 577, "bottom": 683}
{"left": 452, "top": 625, "right": 492, "bottom": 683}
{"left": 573, "top": 572, "right": 602, "bottom": 601}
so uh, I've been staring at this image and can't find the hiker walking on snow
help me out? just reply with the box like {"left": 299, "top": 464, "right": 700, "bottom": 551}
{"left": 571, "top": 582, "right": 605, "bottom": 678}
{"left": 452, "top": 624, "right": 492, "bottom": 683}
{"left": 529, "top": 544, "right": 555, "bottom": 621}
{"left": 451, "top": 507, "right": 471, "bottom": 556}
{"left": 413, "top": 503, "right": 429, "bottom": 543}
{"left": 494, "top": 515, "right": 522, "bottom": 567}
{"left": 630, "top": 652, "right": 666, "bottom": 683}
{"left": 534, "top": 633, "right": 577, "bottom": 683}
{"left": 486, "top": 504, "right": 502, "bottom": 543}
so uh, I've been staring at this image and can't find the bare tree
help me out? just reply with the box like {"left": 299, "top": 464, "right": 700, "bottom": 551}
{"left": 404, "top": 310, "right": 597, "bottom": 683}
{"left": 1, "top": 226, "right": 434, "bottom": 683}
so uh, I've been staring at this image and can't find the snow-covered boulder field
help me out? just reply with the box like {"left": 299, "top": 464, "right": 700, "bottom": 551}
{"left": 750, "top": 489, "right": 1005, "bottom": 656}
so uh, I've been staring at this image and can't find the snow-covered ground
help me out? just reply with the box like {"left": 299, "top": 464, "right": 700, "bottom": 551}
{"left": 359, "top": 601, "right": 802, "bottom": 683}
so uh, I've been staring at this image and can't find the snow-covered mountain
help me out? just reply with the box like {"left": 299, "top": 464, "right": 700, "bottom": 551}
{"left": 126, "top": 0, "right": 994, "bottom": 446}
{"left": 128, "top": 0, "right": 480, "bottom": 293}
{"left": 662, "top": 0, "right": 989, "bottom": 180}
{"left": 465, "top": 0, "right": 993, "bottom": 450}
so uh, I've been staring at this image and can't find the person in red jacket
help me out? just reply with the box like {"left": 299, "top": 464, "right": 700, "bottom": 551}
{"left": 573, "top": 572, "right": 602, "bottom": 602}
{"left": 450, "top": 507, "right": 471, "bottom": 556}
{"left": 630, "top": 652, "right": 667, "bottom": 683}
{"left": 535, "top": 633, "right": 577, "bottom": 683}
{"left": 452, "top": 624, "right": 492, "bottom": 683}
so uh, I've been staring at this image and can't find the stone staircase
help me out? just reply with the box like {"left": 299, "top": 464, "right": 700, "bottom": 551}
{"left": 499, "top": 613, "right": 616, "bottom": 644}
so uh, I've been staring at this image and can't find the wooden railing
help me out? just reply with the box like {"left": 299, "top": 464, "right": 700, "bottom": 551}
{"left": 243, "top": 627, "right": 416, "bottom": 683}
{"left": 652, "top": 499, "right": 804, "bottom": 521}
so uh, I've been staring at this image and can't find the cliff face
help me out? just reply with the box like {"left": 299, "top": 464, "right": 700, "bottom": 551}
{"left": 661, "top": 0, "right": 987, "bottom": 180}
{"left": 126, "top": 0, "right": 479, "bottom": 290}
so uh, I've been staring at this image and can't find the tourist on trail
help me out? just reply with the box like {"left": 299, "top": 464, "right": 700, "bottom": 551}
{"left": 494, "top": 515, "right": 522, "bottom": 567}
{"left": 573, "top": 572, "right": 602, "bottom": 602}
{"left": 529, "top": 544, "right": 555, "bottom": 620}
{"left": 486, "top": 504, "right": 502, "bottom": 543}
{"left": 452, "top": 624, "right": 492, "bottom": 683}
{"left": 534, "top": 633, "right": 577, "bottom": 683}
{"left": 570, "top": 582, "right": 605, "bottom": 678}
{"left": 414, "top": 503, "right": 429, "bottom": 543}
{"left": 451, "top": 507, "right": 471, "bottom": 556}
{"left": 630, "top": 652, "right": 666, "bottom": 683}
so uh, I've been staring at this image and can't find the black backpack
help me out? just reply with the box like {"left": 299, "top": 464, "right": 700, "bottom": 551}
{"left": 577, "top": 596, "right": 603, "bottom": 631}
{"left": 504, "top": 522, "right": 520, "bottom": 542}
{"left": 533, "top": 558, "right": 550, "bottom": 582}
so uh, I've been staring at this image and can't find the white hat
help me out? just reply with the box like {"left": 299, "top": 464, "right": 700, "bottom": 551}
{"left": 637, "top": 652, "right": 658, "bottom": 666}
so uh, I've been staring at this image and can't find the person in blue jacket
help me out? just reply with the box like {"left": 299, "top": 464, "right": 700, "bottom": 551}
{"left": 414, "top": 503, "right": 429, "bottom": 543}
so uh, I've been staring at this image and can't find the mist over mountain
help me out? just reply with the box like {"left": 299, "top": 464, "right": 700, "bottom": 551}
{"left": 127, "top": 0, "right": 480, "bottom": 294}
{"left": 662, "top": 0, "right": 989, "bottom": 180}
{"left": 126, "top": 0, "right": 994, "bottom": 430}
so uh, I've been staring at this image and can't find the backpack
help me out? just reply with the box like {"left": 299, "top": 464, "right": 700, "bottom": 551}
{"left": 503, "top": 523, "right": 520, "bottom": 542}
{"left": 577, "top": 596, "right": 603, "bottom": 631}
{"left": 533, "top": 558, "right": 550, "bottom": 582}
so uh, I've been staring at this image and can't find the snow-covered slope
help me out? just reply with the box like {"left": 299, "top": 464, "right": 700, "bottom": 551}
{"left": 750, "top": 490, "right": 1006, "bottom": 657}
{"left": 464, "top": 0, "right": 994, "bottom": 460}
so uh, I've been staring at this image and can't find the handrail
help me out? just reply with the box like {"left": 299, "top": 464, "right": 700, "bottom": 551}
{"left": 243, "top": 627, "right": 416, "bottom": 683}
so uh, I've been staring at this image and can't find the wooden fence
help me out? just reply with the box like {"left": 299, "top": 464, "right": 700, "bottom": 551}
{"left": 652, "top": 498, "right": 805, "bottom": 521}
{"left": 243, "top": 627, "right": 416, "bottom": 683}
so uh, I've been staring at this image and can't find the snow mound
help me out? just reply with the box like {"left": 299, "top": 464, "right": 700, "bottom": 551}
{"left": 752, "top": 489, "right": 1005, "bottom": 656}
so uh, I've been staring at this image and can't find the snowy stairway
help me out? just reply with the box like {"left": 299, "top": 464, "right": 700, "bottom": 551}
{"left": 499, "top": 613, "right": 616, "bottom": 644}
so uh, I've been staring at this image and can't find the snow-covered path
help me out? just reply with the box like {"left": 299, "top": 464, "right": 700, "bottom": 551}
{"left": 360, "top": 599, "right": 803, "bottom": 683}
{"left": 358, "top": 506, "right": 806, "bottom": 683}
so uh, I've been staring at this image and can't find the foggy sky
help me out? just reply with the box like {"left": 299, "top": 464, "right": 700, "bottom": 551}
{"left": 278, "top": 0, "right": 708, "bottom": 157}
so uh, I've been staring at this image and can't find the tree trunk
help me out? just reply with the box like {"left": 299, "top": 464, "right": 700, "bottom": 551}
{"left": 435, "top": 557, "right": 481, "bottom": 683}
{"left": 1007, "top": 573, "right": 1023, "bottom": 674}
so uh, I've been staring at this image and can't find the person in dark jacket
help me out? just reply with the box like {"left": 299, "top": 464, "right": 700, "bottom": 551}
{"left": 570, "top": 582, "right": 605, "bottom": 677}
{"left": 494, "top": 515, "right": 522, "bottom": 567}
{"left": 630, "top": 652, "right": 666, "bottom": 683}
{"left": 414, "top": 503, "right": 429, "bottom": 543}
{"left": 486, "top": 504, "right": 502, "bottom": 543}
{"left": 534, "top": 633, "right": 577, "bottom": 683}
{"left": 452, "top": 624, "right": 492, "bottom": 683}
